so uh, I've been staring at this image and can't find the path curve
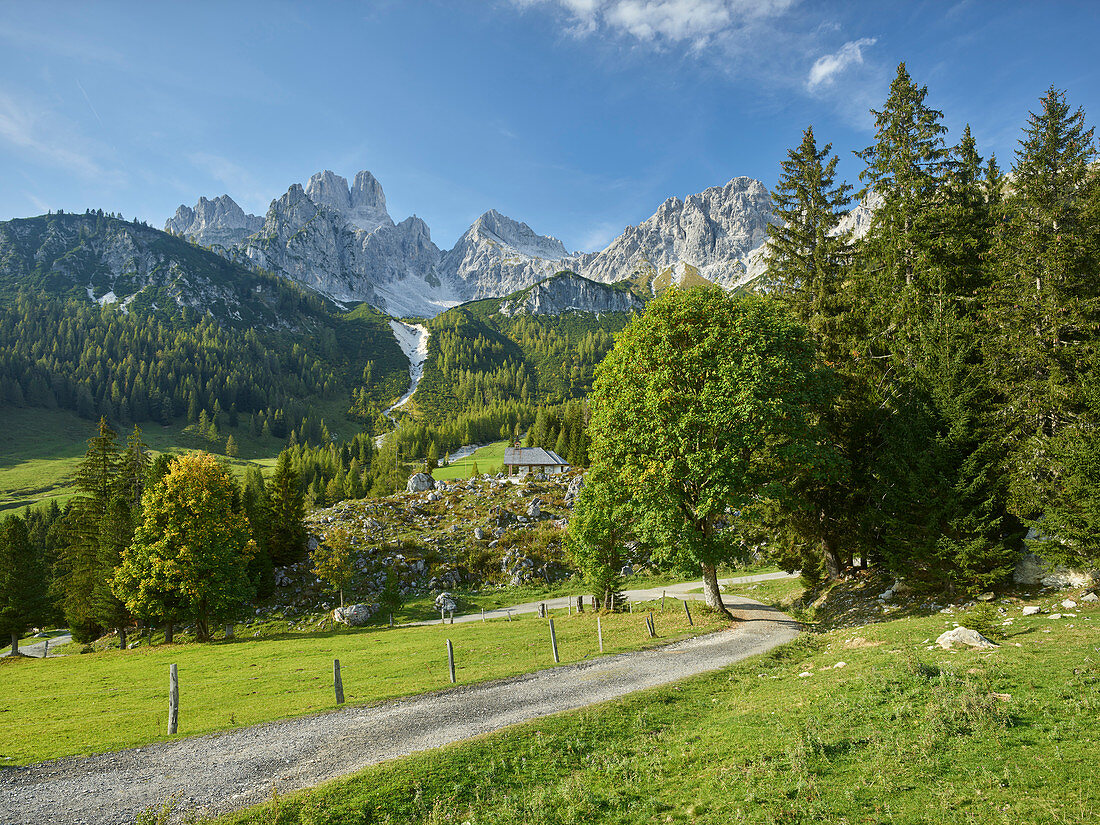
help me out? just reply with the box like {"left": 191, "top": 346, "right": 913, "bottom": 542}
{"left": 0, "top": 598, "right": 798, "bottom": 825}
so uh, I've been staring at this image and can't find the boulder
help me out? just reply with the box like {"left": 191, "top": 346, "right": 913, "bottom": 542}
{"left": 474, "top": 527, "right": 486, "bottom": 541}
{"left": 333, "top": 603, "right": 375, "bottom": 626}
{"left": 1062, "top": 599, "right": 1078, "bottom": 609}
{"left": 434, "top": 592, "right": 457, "bottom": 613}
{"left": 1083, "top": 592, "right": 1098, "bottom": 602}
{"left": 936, "top": 627, "right": 998, "bottom": 650}
{"left": 527, "top": 499, "right": 541, "bottom": 519}
{"left": 1022, "top": 605, "right": 1041, "bottom": 616}
{"left": 1014, "top": 551, "right": 1096, "bottom": 588}
{"left": 406, "top": 473, "right": 436, "bottom": 493}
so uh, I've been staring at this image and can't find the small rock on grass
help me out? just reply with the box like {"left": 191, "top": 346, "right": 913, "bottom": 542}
{"left": 1062, "top": 599, "right": 1078, "bottom": 609}
{"left": 936, "top": 626, "right": 998, "bottom": 650}
{"left": 1022, "top": 606, "right": 1041, "bottom": 616}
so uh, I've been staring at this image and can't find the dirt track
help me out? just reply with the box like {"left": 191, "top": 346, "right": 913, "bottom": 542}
{"left": 0, "top": 597, "right": 798, "bottom": 825}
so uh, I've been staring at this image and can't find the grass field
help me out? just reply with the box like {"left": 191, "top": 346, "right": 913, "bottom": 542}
{"left": 209, "top": 592, "right": 1100, "bottom": 825}
{"left": 0, "top": 601, "right": 727, "bottom": 765}
{"left": 432, "top": 440, "right": 509, "bottom": 481}
{"left": 0, "top": 405, "right": 367, "bottom": 515}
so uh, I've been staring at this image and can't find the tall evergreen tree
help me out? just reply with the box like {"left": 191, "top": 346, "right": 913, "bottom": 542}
{"left": 764, "top": 125, "right": 854, "bottom": 361}
{"left": 267, "top": 450, "right": 307, "bottom": 566}
{"left": 856, "top": 62, "right": 950, "bottom": 364}
{"left": 990, "top": 87, "right": 1099, "bottom": 507}
{"left": 0, "top": 516, "right": 49, "bottom": 655}
{"left": 61, "top": 417, "right": 121, "bottom": 641}
{"left": 763, "top": 126, "right": 863, "bottom": 578}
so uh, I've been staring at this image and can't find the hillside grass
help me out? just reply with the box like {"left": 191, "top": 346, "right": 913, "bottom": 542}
{"left": 208, "top": 591, "right": 1100, "bottom": 825}
{"left": 0, "top": 403, "right": 374, "bottom": 515}
{"left": 0, "top": 602, "right": 727, "bottom": 765}
{"left": 432, "top": 440, "right": 509, "bottom": 480}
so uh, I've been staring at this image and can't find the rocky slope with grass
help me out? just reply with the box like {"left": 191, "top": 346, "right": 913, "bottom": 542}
{"left": 259, "top": 471, "right": 589, "bottom": 625}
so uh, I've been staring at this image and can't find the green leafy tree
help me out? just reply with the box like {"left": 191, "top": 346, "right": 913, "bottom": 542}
{"left": 313, "top": 525, "right": 358, "bottom": 608}
{"left": 0, "top": 516, "right": 49, "bottom": 655}
{"left": 589, "top": 287, "right": 839, "bottom": 616}
{"left": 564, "top": 467, "right": 632, "bottom": 609}
{"left": 113, "top": 452, "right": 255, "bottom": 642}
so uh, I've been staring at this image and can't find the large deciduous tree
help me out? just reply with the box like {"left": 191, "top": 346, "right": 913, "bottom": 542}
{"left": 113, "top": 452, "right": 255, "bottom": 642}
{"left": 589, "top": 287, "right": 838, "bottom": 617}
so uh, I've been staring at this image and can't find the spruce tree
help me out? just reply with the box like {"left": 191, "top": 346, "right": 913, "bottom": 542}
{"left": 762, "top": 126, "right": 865, "bottom": 579}
{"left": 855, "top": 62, "right": 949, "bottom": 363}
{"left": 267, "top": 450, "right": 307, "bottom": 566}
{"left": 61, "top": 417, "right": 121, "bottom": 641}
{"left": 991, "top": 87, "right": 1099, "bottom": 508}
{"left": 764, "top": 125, "right": 854, "bottom": 361}
{"left": 0, "top": 516, "right": 49, "bottom": 655}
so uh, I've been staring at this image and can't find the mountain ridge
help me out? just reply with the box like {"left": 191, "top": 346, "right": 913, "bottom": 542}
{"left": 167, "top": 169, "right": 781, "bottom": 317}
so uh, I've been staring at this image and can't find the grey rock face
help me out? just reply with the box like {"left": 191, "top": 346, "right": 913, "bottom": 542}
{"left": 498, "top": 272, "right": 645, "bottom": 316}
{"left": 165, "top": 195, "right": 263, "bottom": 247}
{"left": 406, "top": 473, "right": 436, "bottom": 493}
{"left": 242, "top": 174, "right": 455, "bottom": 315}
{"left": 577, "top": 177, "right": 775, "bottom": 291}
{"left": 440, "top": 209, "right": 570, "bottom": 300}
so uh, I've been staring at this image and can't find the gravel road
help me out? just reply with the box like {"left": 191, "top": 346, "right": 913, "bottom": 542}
{"left": 0, "top": 596, "right": 798, "bottom": 825}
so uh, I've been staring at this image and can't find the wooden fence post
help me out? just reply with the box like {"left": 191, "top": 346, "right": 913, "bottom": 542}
{"left": 548, "top": 618, "right": 559, "bottom": 663}
{"left": 597, "top": 615, "right": 603, "bottom": 653}
{"left": 334, "top": 659, "right": 344, "bottom": 704}
{"left": 481, "top": 608, "right": 486, "bottom": 623}
{"left": 662, "top": 591, "right": 666, "bottom": 612}
{"left": 647, "top": 612, "right": 656, "bottom": 638}
{"left": 168, "top": 663, "right": 179, "bottom": 734}
{"left": 447, "top": 639, "right": 456, "bottom": 683}
{"left": 389, "top": 613, "right": 394, "bottom": 628}
{"left": 576, "top": 595, "right": 584, "bottom": 613}
{"left": 683, "top": 600, "right": 693, "bottom": 626}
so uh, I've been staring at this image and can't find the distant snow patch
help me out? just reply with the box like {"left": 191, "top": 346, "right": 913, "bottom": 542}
{"left": 385, "top": 321, "right": 430, "bottom": 417}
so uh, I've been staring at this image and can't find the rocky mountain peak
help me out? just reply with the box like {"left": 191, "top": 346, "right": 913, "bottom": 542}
{"left": 351, "top": 170, "right": 386, "bottom": 213}
{"left": 164, "top": 193, "right": 263, "bottom": 248}
{"left": 305, "top": 170, "right": 352, "bottom": 212}
{"left": 470, "top": 209, "right": 569, "bottom": 260}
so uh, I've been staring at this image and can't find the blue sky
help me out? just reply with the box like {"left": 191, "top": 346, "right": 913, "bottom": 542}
{"left": 1, "top": 1, "right": 1097, "bottom": 252}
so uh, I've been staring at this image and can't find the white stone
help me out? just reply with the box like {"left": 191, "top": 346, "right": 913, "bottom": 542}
{"left": 1062, "top": 599, "right": 1078, "bottom": 609}
{"left": 935, "top": 627, "right": 998, "bottom": 650}
{"left": 1083, "top": 592, "right": 1098, "bottom": 602}
{"left": 333, "top": 603, "right": 375, "bottom": 626}
{"left": 1022, "top": 606, "right": 1041, "bottom": 616}
{"left": 406, "top": 473, "right": 435, "bottom": 493}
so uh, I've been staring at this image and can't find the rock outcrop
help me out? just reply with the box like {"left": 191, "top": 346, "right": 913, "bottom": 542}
{"left": 498, "top": 272, "right": 645, "bottom": 316}
{"left": 440, "top": 209, "right": 571, "bottom": 300}
{"left": 165, "top": 195, "right": 263, "bottom": 248}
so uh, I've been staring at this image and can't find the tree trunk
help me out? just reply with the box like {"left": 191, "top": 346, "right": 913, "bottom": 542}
{"left": 822, "top": 537, "right": 842, "bottom": 580}
{"left": 165, "top": 623, "right": 174, "bottom": 644}
{"left": 10, "top": 632, "right": 18, "bottom": 656}
{"left": 701, "top": 563, "right": 732, "bottom": 619}
{"left": 118, "top": 627, "right": 127, "bottom": 650}
{"left": 196, "top": 615, "right": 209, "bottom": 643}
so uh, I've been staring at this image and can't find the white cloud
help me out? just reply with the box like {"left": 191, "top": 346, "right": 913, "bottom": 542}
{"left": 517, "top": 0, "right": 797, "bottom": 47}
{"left": 806, "top": 37, "right": 876, "bottom": 91}
{"left": 577, "top": 220, "right": 620, "bottom": 251}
